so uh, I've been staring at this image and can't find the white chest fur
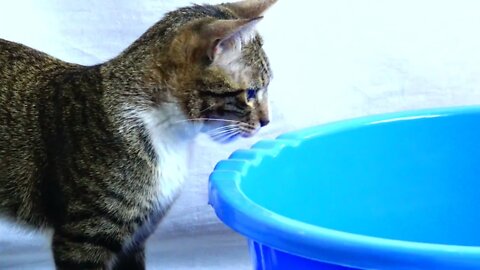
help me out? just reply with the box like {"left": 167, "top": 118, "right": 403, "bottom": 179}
{"left": 123, "top": 106, "right": 192, "bottom": 249}
{"left": 139, "top": 106, "right": 190, "bottom": 208}
{"left": 150, "top": 139, "right": 187, "bottom": 208}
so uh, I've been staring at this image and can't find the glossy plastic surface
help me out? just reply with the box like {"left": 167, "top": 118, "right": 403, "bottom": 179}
{"left": 209, "top": 106, "right": 480, "bottom": 269}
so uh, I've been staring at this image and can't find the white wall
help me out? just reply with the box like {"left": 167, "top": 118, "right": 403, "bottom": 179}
{"left": 2, "top": 0, "right": 480, "bottom": 268}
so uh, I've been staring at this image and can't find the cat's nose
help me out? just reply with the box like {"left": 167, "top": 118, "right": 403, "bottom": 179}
{"left": 260, "top": 119, "right": 270, "bottom": 127}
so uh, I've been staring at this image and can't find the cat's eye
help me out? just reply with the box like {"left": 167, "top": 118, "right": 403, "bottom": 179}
{"left": 246, "top": 88, "right": 257, "bottom": 100}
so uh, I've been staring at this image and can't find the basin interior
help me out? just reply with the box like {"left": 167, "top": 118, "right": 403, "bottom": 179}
{"left": 241, "top": 113, "right": 480, "bottom": 246}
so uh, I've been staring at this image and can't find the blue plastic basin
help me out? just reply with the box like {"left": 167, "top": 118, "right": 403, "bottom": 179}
{"left": 209, "top": 106, "right": 480, "bottom": 270}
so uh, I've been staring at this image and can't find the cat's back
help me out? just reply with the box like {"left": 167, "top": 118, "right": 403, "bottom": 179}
{"left": 0, "top": 38, "right": 73, "bottom": 143}
{"left": 0, "top": 38, "right": 73, "bottom": 87}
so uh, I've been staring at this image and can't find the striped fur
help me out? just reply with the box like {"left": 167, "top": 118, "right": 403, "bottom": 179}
{"left": 0, "top": 1, "right": 275, "bottom": 269}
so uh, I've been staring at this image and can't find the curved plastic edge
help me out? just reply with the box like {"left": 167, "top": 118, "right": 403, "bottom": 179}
{"left": 208, "top": 105, "right": 480, "bottom": 270}
{"left": 278, "top": 105, "right": 480, "bottom": 141}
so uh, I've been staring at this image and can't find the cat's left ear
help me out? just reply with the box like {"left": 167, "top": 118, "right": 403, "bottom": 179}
{"left": 202, "top": 17, "right": 262, "bottom": 62}
{"left": 224, "top": 0, "right": 278, "bottom": 19}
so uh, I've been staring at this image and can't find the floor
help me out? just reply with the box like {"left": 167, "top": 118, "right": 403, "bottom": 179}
{"left": 0, "top": 223, "right": 251, "bottom": 270}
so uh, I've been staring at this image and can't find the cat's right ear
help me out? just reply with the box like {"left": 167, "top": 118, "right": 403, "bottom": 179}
{"left": 201, "top": 17, "right": 262, "bottom": 62}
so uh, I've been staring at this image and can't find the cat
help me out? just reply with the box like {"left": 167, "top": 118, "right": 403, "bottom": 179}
{"left": 0, "top": 0, "right": 275, "bottom": 269}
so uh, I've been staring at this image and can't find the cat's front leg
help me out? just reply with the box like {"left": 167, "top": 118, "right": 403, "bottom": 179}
{"left": 112, "top": 244, "right": 145, "bottom": 270}
{"left": 51, "top": 228, "right": 123, "bottom": 270}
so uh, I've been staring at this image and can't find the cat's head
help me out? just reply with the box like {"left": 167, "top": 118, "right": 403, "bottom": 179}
{"left": 153, "top": 0, "right": 276, "bottom": 142}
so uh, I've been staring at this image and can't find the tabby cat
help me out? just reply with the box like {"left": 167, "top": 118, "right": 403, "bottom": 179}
{"left": 0, "top": 0, "right": 275, "bottom": 269}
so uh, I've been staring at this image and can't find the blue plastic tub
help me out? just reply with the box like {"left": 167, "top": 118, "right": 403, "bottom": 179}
{"left": 209, "top": 106, "right": 480, "bottom": 270}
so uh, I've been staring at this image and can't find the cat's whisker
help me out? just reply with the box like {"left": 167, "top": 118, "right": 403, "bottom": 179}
{"left": 209, "top": 126, "right": 238, "bottom": 137}
{"left": 209, "top": 128, "right": 235, "bottom": 138}
{"left": 175, "top": 118, "right": 240, "bottom": 124}
{"left": 213, "top": 129, "right": 241, "bottom": 142}
{"left": 205, "top": 124, "right": 238, "bottom": 135}
{"left": 199, "top": 104, "right": 216, "bottom": 114}
{"left": 208, "top": 127, "right": 240, "bottom": 138}
{"left": 239, "top": 123, "right": 255, "bottom": 130}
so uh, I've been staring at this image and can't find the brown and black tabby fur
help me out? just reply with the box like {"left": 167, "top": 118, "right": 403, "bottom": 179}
{"left": 0, "top": 0, "right": 275, "bottom": 269}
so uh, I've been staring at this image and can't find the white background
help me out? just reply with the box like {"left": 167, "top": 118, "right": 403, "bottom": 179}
{"left": 1, "top": 0, "right": 480, "bottom": 269}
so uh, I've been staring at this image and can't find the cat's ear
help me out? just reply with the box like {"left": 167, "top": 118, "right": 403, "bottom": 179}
{"left": 224, "top": 0, "right": 278, "bottom": 19}
{"left": 202, "top": 17, "right": 262, "bottom": 62}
